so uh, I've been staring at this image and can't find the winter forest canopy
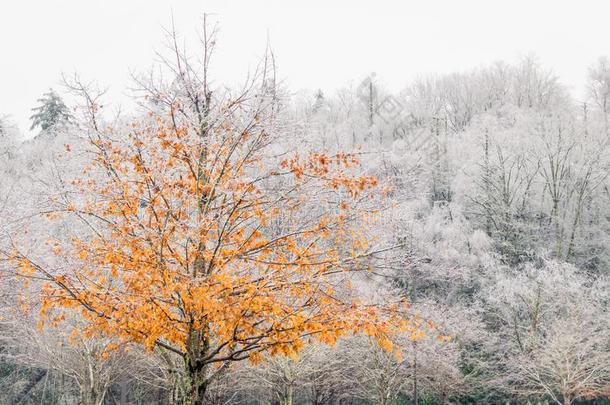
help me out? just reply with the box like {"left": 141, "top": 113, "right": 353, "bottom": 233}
{"left": 1, "top": 12, "right": 610, "bottom": 405}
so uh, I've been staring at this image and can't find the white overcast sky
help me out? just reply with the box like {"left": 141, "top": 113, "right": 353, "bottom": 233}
{"left": 1, "top": 0, "right": 609, "bottom": 136}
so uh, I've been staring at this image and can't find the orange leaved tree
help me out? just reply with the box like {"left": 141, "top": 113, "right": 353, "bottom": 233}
{"left": 14, "top": 21, "right": 409, "bottom": 404}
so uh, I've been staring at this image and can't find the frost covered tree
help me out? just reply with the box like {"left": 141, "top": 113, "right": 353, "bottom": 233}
{"left": 0, "top": 115, "right": 17, "bottom": 160}
{"left": 12, "top": 19, "right": 413, "bottom": 405}
{"left": 29, "top": 88, "right": 72, "bottom": 133}
{"left": 482, "top": 261, "right": 610, "bottom": 404}
{"left": 587, "top": 56, "right": 610, "bottom": 133}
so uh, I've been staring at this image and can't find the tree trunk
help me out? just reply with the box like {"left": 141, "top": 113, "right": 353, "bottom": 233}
{"left": 185, "top": 362, "right": 209, "bottom": 405}
{"left": 182, "top": 326, "right": 212, "bottom": 404}
{"left": 552, "top": 199, "right": 563, "bottom": 259}
{"left": 412, "top": 341, "right": 418, "bottom": 405}
{"left": 120, "top": 375, "right": 128, "bottom": 405}
{"left": 80, "top": 386, "right": 107, "bottom": 405}
{"left": 282, "top": 385, "right": 294, "bottom": 405}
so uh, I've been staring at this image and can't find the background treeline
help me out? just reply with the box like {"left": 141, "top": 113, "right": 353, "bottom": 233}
{"left": 1, "top": 53, "right": 610, "bottom": 404}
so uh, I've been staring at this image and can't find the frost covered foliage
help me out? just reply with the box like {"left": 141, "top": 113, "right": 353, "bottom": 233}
{"left": 0, "top": 22, "right": 610, "bottom": 405}
{"left": 481, "top": 262, "right": 610, "bottom": 404}
{"left": 29, "top": 89, "right": 72, "bottom": 134}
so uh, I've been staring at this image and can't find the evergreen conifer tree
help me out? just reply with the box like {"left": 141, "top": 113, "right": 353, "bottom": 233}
{"left": 29, "top": 89, "right": 71, "bottom": 132}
